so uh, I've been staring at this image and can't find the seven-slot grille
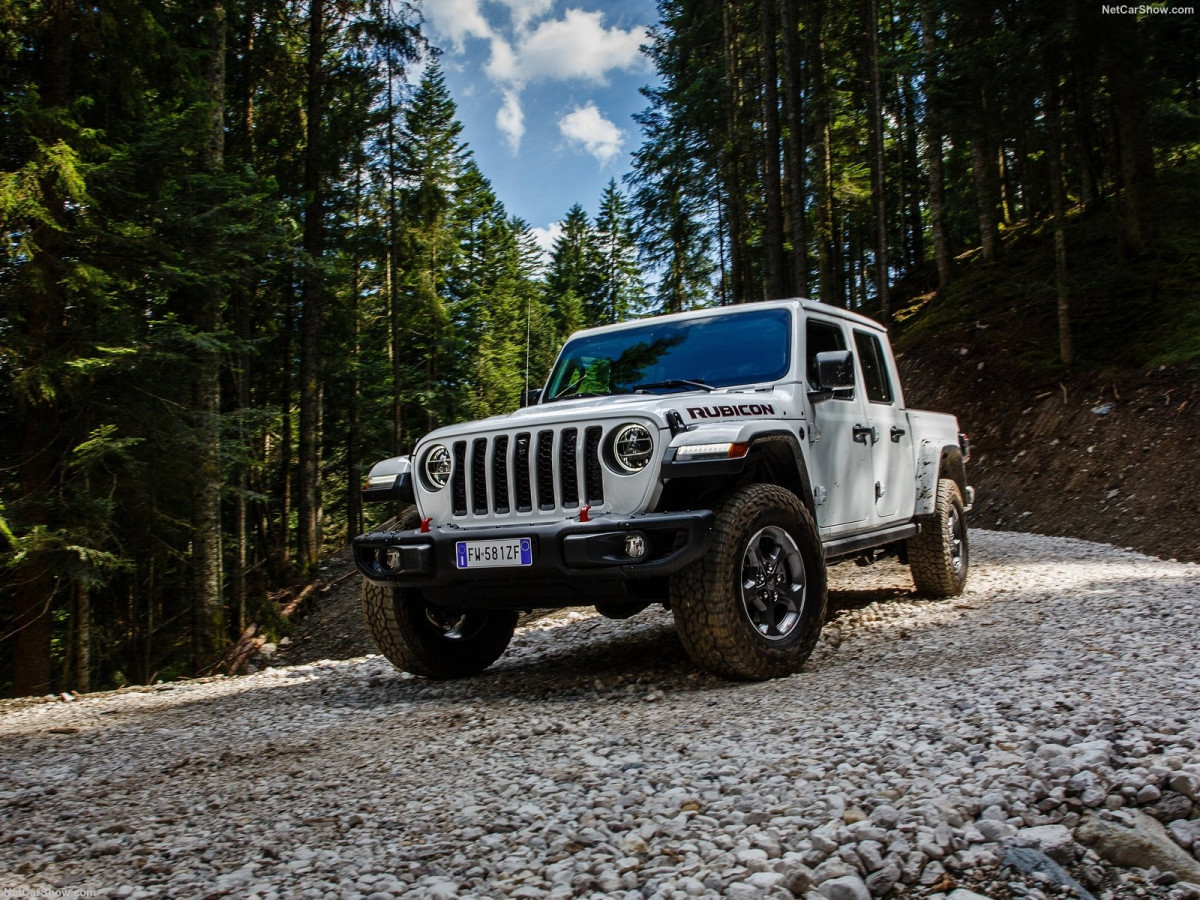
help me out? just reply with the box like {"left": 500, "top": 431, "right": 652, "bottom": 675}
{"left": 449, "top": 426, "right": 607, "bottom": 518}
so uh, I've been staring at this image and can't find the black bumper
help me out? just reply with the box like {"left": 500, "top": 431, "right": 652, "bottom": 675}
{"left": 353, "top": 510, "right": 713, "bottom": 609}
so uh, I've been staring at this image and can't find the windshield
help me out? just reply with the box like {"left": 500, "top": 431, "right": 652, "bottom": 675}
{"left": 544, "top": 307, "right": 793, "bottom": 401}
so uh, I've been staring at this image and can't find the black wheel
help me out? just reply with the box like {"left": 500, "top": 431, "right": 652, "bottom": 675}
{"left": 909, "top": 477, "right": 968, "bottom": 597}
{"left": 670, "top": 484, "right": 827, "bottom": 680}
{"left": 361, "top": 511, "right": 517, "bottom": 679}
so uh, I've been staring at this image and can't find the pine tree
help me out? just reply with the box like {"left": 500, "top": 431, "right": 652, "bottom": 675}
{"left": 546, "top": 204, "right": 602, "bottom": 332}
{"left": 594, "top": 180, "right": 647, "bottom": 324}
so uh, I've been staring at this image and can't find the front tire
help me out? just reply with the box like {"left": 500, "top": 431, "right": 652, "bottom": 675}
{"left": 361, "top": 511, "right": 517, "bottom": 679}
{"left": 670, "top": 484, "right": 827, "bottom": 680}
{"left": 909, "top": 477, "right": 968, "bottom": 597}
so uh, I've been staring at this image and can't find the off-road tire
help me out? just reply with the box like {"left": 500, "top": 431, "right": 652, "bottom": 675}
{"left": 670, "top": 484, "right": 827, "bottom": 680}
{"left": 361, "top": 510, "right": 518, "bottom": 678}
{"left": 909, "top": 477, "right": 968, "bottom": 597}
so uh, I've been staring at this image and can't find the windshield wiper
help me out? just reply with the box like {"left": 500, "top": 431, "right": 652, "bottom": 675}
{"left": 633, "top": 378, "right": 716, "bottom": 393}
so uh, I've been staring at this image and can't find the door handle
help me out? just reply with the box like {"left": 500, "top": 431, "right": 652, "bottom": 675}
{"left": 890, "top": 426, "right": 907, "bottom": 442}
{"left": 853, "top": 424, "right": 877, "bottom": 444}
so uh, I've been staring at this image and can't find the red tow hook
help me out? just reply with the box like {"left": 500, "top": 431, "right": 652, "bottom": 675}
{"left": 420, "top": 517, "right": 433, "bottom": 534}
{"left": 579, "top": 505, "right": 592, "bottom": 523}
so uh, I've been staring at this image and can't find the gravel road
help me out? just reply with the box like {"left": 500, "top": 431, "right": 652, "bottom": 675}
{"left": 3, "top": 530, "right": 1200, "bottom": 900}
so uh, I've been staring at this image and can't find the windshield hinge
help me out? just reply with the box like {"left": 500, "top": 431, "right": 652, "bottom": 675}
{"left": 666, "top": 410, "right": 689, "bottom": 437}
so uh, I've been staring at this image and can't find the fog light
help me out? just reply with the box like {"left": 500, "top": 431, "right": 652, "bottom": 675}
{"left": 385, "top": 548, "right": 403, "bottom": 570}
{"left": 624, "top": 534, "right": 646, "bottom": 559}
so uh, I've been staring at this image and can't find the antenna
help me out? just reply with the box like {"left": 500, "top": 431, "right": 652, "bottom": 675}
{"left": 524, "top": 293, "right": 531, "bottom": 399}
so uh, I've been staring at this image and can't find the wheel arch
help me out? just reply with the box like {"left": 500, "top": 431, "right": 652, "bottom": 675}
{"left": 915, "top": 441, "right": 967, "bottom": 517}
{"left": 656, "top": 430, "right": 816, "bottom": 517}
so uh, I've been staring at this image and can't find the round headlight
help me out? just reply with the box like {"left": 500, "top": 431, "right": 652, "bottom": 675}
{"left": 611, "top": 424, "right": 654, "bottom": 473}
{"left": 422, "top": 444, "right": 452, "bottom": 490}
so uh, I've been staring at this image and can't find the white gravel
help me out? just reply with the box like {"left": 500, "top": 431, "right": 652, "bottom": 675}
{"left": 2, "top": 530, "right": 1200, "bottom": 900}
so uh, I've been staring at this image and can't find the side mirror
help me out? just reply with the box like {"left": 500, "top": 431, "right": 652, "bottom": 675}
{"left": 809, "top": 350, "right": 855, "bottom": 403}
{"left": 519, "top": 387, "right": 543, "bottom": 408}
{"left": 816, "top": 350, "right": 855, "bottom": 390}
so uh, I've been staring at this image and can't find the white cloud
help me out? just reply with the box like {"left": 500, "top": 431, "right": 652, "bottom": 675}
{"left": 496, "top": 89, "right": 525, "bottom": 153}
{"left": 485, "top": 9, "right": 647, "bottom": 86}
{"left": 493, "top": 0, "right": 555, "bottom": 32}
{"left": 558, "top": 103, "right": 624, "bottom": 164}
{"left": 424, "top": 0, "right": 493, "bottom": 52}
{"left": 531, "top": 222, "right": 564, "bottom": 258}
{"left": 423, "top": 3, "right": 648, "bottom": 154}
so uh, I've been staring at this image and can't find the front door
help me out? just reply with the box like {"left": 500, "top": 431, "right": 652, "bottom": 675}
{"left": 805, "top": 318, "right": 875, "bottom": 535}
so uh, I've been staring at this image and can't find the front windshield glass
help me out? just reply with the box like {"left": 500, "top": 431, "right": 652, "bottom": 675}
{"left": 544, "top": 307, "right": 792, "bottom": 401}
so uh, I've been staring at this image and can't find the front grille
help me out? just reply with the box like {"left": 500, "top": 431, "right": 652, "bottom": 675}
{"left": 448, "top": 425, "right": 611, "bottom": 519}
{"left": 584, "top": 426, "right": 604, "bottom": 505}
{"left": 536, "top": 431, "right": 555, "bottom": 510}
{"left": 451, "top": 441, "right": 468, "bottom": 516}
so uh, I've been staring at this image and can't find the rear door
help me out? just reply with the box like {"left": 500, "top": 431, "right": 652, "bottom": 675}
{"left": 851, "top": 328, "right": 916, "bottom": 524}
{"left": 805, "top": 317, "right": 875, "bottom": 534}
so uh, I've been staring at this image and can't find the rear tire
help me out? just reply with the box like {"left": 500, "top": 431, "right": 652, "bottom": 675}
{"left": 909, "top": 477, "right": 969, "bottom": 597}
{"left": 361, "top": 510, "right": 517, "bottom": 678}
{"left": 670, "top": 484, "right": 827, "bottom": 680}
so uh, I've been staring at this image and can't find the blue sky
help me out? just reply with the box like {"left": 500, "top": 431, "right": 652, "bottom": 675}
{"left": 420, "top": 0, "right": 660, "bottom": 254}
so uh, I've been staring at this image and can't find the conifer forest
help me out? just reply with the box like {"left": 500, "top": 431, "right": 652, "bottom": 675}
{"left": 2, "top": 0, "right": 1197, "bottom": 696}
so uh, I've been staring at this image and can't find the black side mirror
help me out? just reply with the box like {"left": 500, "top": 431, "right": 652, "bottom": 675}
{"left": 816, "top": 350, "right": 855, "bottom": 390}
{"left": 519, "top": 387, "right": 543, "bottom": 408}
{"left": 809, "top": 349, "right": 855, "bottom": 403}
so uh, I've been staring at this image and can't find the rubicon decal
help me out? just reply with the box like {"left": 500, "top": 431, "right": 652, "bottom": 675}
{"left": 687, "top": 404, "right": 776, "bottom": 419}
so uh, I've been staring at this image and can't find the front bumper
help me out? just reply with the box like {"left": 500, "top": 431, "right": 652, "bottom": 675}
{"left": 353, "top": 510, "right": 712, "bottom": 609}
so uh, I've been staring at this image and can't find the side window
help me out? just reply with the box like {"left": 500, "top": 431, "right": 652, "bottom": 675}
{"left": 853, "top": 330, "right": 894, "bottom": 404}
{"left": 806, "top": 319, "right": 853, "bottom": 399}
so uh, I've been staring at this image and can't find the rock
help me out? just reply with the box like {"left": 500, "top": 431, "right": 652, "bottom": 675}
{"left": 1150, "top": 792, "right": 1198, "bottom": 823}
{"left": 870, "top": 806, "right": 900, "bottom": 829}
{"left": 1014, "top": 824, "right": 1076, "bottom": 865}
{"left": 976, "top": 820, "right": 1016, "bottom": 843}
{"left": 1003, "top": 848, "right": 1095, "bottom": 900}
{"left": 864, "top": 861, "right": 900, "bottom": 897}
{"left": 1075, "top": 810, "right": 1200, "bottom": 884}
{"left": 1169, "top": 773, "right": 1200, "bottom": 802}
{"left": 946, "top": 891, "right": 997, "bottom": 900}
{"left": 782, "top": 864, "right": 815, "bottom": 896}
{"left": 1168, "top": 819, "right": 1200, "bottom": 850}
{"left": 812, "top": 858, "right": 855, "bottom": 885}
{"left": 1137, "top": 784, "right": 1163, "bottom": 805}
{"left": 818, "top": 874, "right": 872, "bottom": 900}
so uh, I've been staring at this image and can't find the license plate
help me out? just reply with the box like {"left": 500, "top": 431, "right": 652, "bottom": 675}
{"left": 455, "top": 537, "right": 533, "bottom": 569}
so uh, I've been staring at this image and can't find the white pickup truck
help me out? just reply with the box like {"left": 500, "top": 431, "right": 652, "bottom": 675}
{"left": 355, "top": 298, "right": 973, "bottom": 680}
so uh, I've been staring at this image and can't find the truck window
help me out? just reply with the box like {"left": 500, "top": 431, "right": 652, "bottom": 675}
{"left": 806, "top": 319, "right": 853, "bottom": 399}
{"left": 853, "top": 330, "right": 893, "bottom": 404}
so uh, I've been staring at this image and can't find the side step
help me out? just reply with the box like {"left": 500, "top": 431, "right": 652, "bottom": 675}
{"left": 823, "top": 523, "right": 919, "bottom": 562}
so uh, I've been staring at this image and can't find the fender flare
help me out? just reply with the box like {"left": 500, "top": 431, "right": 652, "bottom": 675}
{"left": 915, "top": 441, "right": 965, "bottom": 517}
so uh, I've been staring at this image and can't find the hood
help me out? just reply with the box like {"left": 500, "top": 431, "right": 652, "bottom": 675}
{"left": 417, "top": 387, "right": 800, "bottom": 443}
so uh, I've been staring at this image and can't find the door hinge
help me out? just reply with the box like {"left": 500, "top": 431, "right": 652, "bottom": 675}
{"left": 875, "top": 481, "right": 885, "bottom": 500}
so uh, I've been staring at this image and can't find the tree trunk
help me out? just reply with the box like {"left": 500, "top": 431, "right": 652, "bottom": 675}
{"left": 11, "top": 0, "right": 75, "bottom": 697}
{"left": 919, "top": 0, "right": 952, "bottom": 291}
{"left": 778, "top": 0, "right": 808, "bottom": 296}
{"left": 191, "top": 0, "right": 227, "bottom": 670}
{"left": 863, "top": 0, "right": 890, "bottom": 320}
{"left": 761, "top": 0, "right": 785, "bottom": 301}
{"left": 808, "top": 0, "right": 837, "bottom": 305}
{"left": 970, "top": 128, "right": 999, "bottom": 263}
{"left": 1106, "top": 19, "right": 1155, "bottom": 255}
{"left": 722, "top": 0, "right": 749, "bottom": 303}
{"left": 1046, "top": 65, "right": 1073, "bottom": 366}
{"left": 298, "top": 0, "right": 326, "bottom": 567}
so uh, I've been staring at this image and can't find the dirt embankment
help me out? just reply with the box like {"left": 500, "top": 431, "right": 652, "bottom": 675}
{"left": 898, "top": 349, "right": 1200, "bottom": 566}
